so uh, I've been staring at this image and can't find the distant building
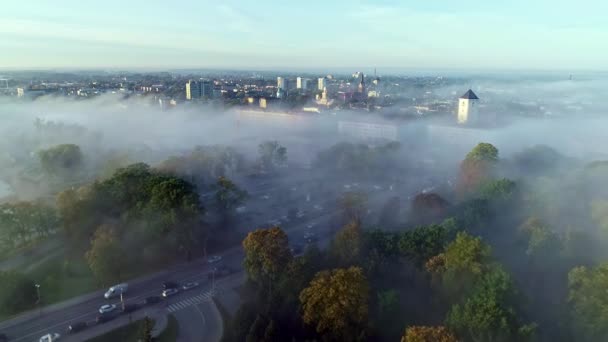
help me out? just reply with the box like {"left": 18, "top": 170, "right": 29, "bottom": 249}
{"left": 186, "top": 79, "right": 212, "bottom": 100}
{"left": 17, "top": 87, "right": 46, "bottom": 99}
{"left": 277, "top": 77, "right": 289, "bottom": 90}
{"left": 318, "top": 77, "right": 327, "bottom": 91}
{"left": 260, "top": 98, "right": 267, "bottom": 109}
{"left": 297, "top": 77, "right": 308, "bottom": 90}
{"left": 457, "top": 89, "right": 479, "bottom": 124}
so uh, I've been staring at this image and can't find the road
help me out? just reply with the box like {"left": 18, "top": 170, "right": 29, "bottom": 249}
{"left": 0, "top": 172, "right": 421, "bottom": 342}
{"left": 0, "top": 210, "right": 337, "bottom": 342}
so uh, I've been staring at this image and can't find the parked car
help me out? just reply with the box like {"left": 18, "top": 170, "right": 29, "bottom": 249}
{"left": 67, "top": 322, "right": 87, "bottom": 334}
{"left": 162, "top": 281, "right": 179, "bottom": 290}
{"left": 162, "top": 288, "right": 179, "bottom": 297}
{"left": 122, "top": 303, "right": 138, "bottom": 313}
{"left": 207, "top": 255, "right": 222, "bottom": 264}
{"left": 39, "top": 333, "right": 60, "bottom": 342}
{"left": 144, "top": 296, "right": 161, "bottom": 305}
{"left": 104, "top": 283, "right": 128, "bottom": 299}
{"left": 98, "top": 304, "right": 116, "bottom": 314}
{"left": 182, "top": 282, "right": 199, "bottom": 291}
{"left": 96, "top": 313, "right": 114, "bottom": 324}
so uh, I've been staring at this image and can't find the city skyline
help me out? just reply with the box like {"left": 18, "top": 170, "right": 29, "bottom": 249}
{"left": 1, "top": 0, "right": 607, "bottom": 71}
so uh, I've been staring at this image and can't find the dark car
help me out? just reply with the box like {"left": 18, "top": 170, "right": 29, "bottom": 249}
{"left": 122, "top": 303, "right": 138, "bottom": 313}
{"left": 209, "top": 265, "right": 233, "bottom": 280}
{"left": 0, "top": 333, "right": 8, "bottom": 342}
{"left": 68, "top": 321, "right": 87, "bottom": 333}
{"left": 162, "top": 281, "right": 179, "bottom": 290}
{"left": 144, "top": 296, "right": 161, "bottom": 305}
{"left": 96, "top": 313, "right": 114, "bottom": 324}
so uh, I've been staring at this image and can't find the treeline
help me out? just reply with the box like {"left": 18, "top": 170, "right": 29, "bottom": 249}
{"left": 227, "top": 142, "right": 608, "bottom": 342}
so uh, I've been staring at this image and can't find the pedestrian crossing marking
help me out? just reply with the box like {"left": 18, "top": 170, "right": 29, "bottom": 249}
{"left": 167, "top": 289, "right": 216, "bottom": 313}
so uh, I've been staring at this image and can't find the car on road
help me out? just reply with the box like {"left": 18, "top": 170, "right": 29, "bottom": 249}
{"left": 122, "top": 303, "right": 138, "bottom": 313}
{"left": 67, "top": 322, "right": 87, "bottom": 334}
{"left": 313, "top": 204, "right": 323, "bottom": 211}
{"left": 207, "top": 255, "right": 222, "bottom": 264}
{"left": 104, "top": 283, "right": 128, "bottom": 299}
{"left": 98, "top": 304, "right": 116, "bottom": 314}
{"left": 39, "top": 333, "right": 61, "bottom": 342}
{"left": 306, "top": 223, "right": 315, "bottom": 229}
{"left": 163, "top": 281, "right": 179, "bottom": 290}
{"left": 162, "top": 288, "right": 179, "bottom": 297}
{"left": 182, "top": 282, "right": 200, "bottom": 291}
{"left": 261, "top": 194, "right": 270, "bottom": 200}
{"left": 96, "top": 313, "right": 114, "bottom": 324}
{"left": 144, "top": 296, "right": 161, "bottom": 305}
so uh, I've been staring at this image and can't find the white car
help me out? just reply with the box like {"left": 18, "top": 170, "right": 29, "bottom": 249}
{"left": 39, "top": 333, "right": 61, "bottom": 342}
{"left": 98, "top": 304, "right": 116, "bottom": 314}
{"left": 182, "top": 282, "right": 200, "bottom": 291}
{"left": 207, "top": 255, "right": 222, "bottom": 264}
{"left": 261, "top": 195, "right": 270, "bottom": 200}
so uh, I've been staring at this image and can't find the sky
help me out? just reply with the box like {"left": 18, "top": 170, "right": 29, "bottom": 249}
{"left": 0, "top": 0, "right": 607, "bottom": 71}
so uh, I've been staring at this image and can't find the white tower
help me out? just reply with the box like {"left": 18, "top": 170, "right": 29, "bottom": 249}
{"left": 458, "top": 89, "right": 479, "bottom": 124}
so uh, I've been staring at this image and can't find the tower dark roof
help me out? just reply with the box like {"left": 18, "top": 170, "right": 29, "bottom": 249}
{"left": 460, "top": 89, "right": 479, "bottom": 100}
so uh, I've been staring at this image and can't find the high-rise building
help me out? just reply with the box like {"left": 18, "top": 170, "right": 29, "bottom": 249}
{"left": 186, "top": 79, "right": 212, "bottom": 100}
{"left": 318, "top": 77, "right": 326, "bottom": 91}
{"left": 357, "top": 73, "right": 366, "bottom": 94}
{"left": 277, "top": 77, "right": 288, "bottom": 90}
{"left": 457, "top": 89, "right": 479, "bottom": 124}
{"left": 296, "top": 77, "right": 308, "bottom": 90}
{"left": 186, "top": 80, "right": 200, "bottom": 100}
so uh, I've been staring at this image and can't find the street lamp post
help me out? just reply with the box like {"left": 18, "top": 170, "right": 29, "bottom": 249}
{"left": 35, "top": 284, "right": 41, "bottom": 304}
{"left": 35, "top": 284, "right": 41, "bottom": 316}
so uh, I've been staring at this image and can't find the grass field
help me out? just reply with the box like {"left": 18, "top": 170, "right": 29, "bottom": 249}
{"left": 84, "top": 315, "right": 179, "bottom": 342}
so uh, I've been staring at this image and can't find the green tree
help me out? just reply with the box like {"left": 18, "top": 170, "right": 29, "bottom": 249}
{"left": 568, "top": 263, "right": 608, "bottom": 340}
{"left": 300, "top": 266, "right": 369, "bottom": 341}
{"left": 331, "top": 220, "right": 363, "bottom": 266}
{"left": 458, "top": 143, "right": 499, "bottom": 196}
{"left": 38, "top": 143, "right": 83, "bottom": 176}
{"left": 478, "top": 178, "right": 517, "bottom": 202}
{"left": 398, "top": 223, "right": 454, "bottom": 267}
{"left": 243, "top": 227, "right": 293, "bottom": 293}
{"left": 338, "top": 191, "right": 368, "bottom": 223}
{"left": 402, "top": 326, "right": 458, "bottom": 342}
{"left": 85, "top": 224, "right": 127, "bottom": 284}
{"left": 446, "top": 267, "right": 534, "bottom": 342}
{"left": 411, "top": 193, "right": 449, "bottom": 225}
{"left": 215, "top": 176, "right": 248, "bottom": 212}
{"left": 429, "top": 232, "right": 492, "bottom": 298}
{"left": 139, "top": 316, "right": 153, "bottom": 342}
{"left": 0, "top": 271, "right": 37, "bottom": 315}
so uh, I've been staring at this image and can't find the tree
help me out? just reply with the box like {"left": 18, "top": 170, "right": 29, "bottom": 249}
{"left": 519, "top": 218, "right": 562, "bottom": 261}
{"left": 411, "top": 193, "right": 449, "bottom": 225}
{"left": 568, "top": 263, "right": 608, "bottom": 340}
{"left": 331, "top": 220, "right": 363, "bottom": 266}
{"left": 0, "top": 271, "right": 37, "bottom": 315}
{"left": 457, "top": 143, "right": 499, "bottom": 196}
{"left": 338, "top": 191, "right": 368, "bottom": 223}
{"left": 38, "top": 143, "right": 83, "bottom": 176}
{"left": 85, "top": 224, "right": 127, "bottom": 284}
{"left": 300, "top": 266, "right": 369, "bottom": 341}
{"left": 215, "top": 176, "right": 248, "bottom": 212}
{"left": 398, "top": 222, "right": 454, "bottom": 267}
{"left": 429, "top": 232, "right": 492, "bottom": 298}
{"left": 402, "top": 326, "right": 458, "bottom": 342}
{"left": 258, "top": 141, "right": 287, "bottom": 172}
{"left": 478, "top": 178, "right": 517, "bottom": 202}
{"left": 512, "top": 144, "right": 562, "bottom": 176}
{"left": 243, "top": 227, "right": 293, "bottom": 291}
{"left": 139, "top": 316, "right": 154, "bottom": 342}
{"left": 446, "top": 267, "right": 534, "bottom": 342}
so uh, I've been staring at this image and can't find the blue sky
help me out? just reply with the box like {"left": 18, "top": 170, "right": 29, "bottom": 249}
{"left": 0, "top": 0, "right": 606, "bottom": 70}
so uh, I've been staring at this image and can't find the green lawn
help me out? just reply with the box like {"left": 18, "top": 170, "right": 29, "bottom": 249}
{"left": 85, "top": 318, "right": 153, "bottom": 342}
{"left": 156, "top": 314, "right": 179, "bottom": 342}
{"left": 84, "top": 315, "right": 178, "bottom": 342}
{"left": 26, "top": 252, "right": 98, "bottom": 305}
